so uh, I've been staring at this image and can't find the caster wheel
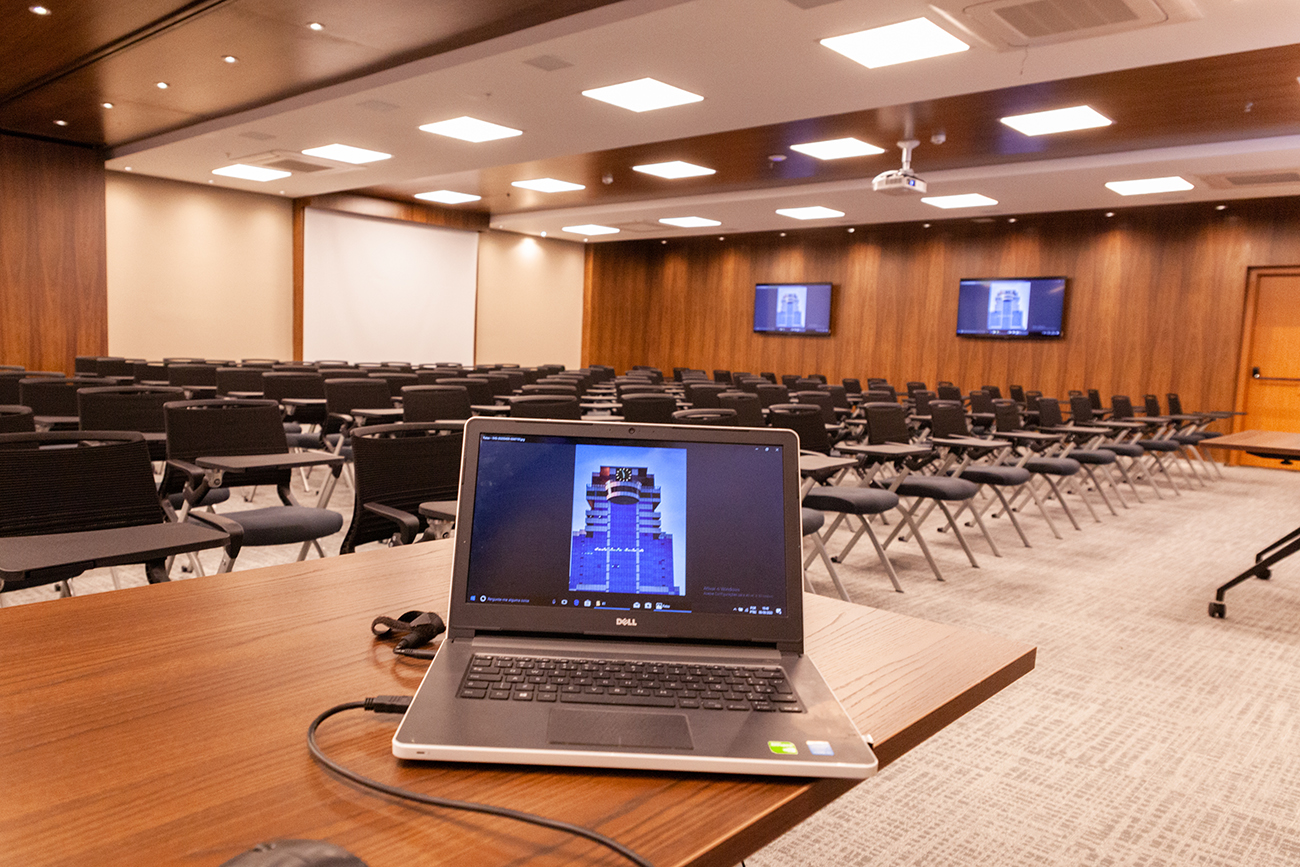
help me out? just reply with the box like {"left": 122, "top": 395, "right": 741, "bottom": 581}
{"left": 1209, "top": 601, "right": 1226, "bottom": 618}
{"left": 1257, "top": 568, "right": 1272, "bottom": 581}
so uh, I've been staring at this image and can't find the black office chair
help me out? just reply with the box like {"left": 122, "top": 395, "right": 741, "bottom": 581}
{"left": 215, "top": 366, "right": 266, "bottom": 397}
{"left": 508, "top": 394, "right": 582, "bottom": 419}
{"left": 768, "top": 404, "right": 830, "bottom": 454}
{"left": 401, "top": 384, "right": 472, "bottom": 422}
{"left": 718, "top": 391, "right": 764, "bottom": 427}
{"left": 77, "top": 385, "right": 186, "bottom": 462}
{"left": 0, "top": 430, "right": 238, "bottom": 596}
{"left": 620, "top": 393, "right": 677, "bottom": 423}
{"left": 340, "top": 422, "right": 463, "bottom": 554}
{"left": 671, "top": 408, "right": 738, "bottom": 426}
{"left": 0, "top": 405, "right": 35, "bottom": 433}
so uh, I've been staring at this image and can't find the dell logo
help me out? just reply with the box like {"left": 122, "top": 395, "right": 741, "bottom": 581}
{"left": 616, "top": 617, "right": 638, "bottom": 627}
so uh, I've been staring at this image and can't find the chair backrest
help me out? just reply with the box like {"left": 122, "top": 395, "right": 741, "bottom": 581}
{"left": 912, "top": 390, "right": 937, "bottom": 417}
{"left": 133, "top": 361, "right": 167, "bottom": 383}
{"left": 448, "top": 376, "right": 494, "bottom": 406}
{"left": 1111, "top": 395, "right": 1135, "bottom": 419}
{"left": 262, "top": 371, "right": 326, "bottom": 401}
{"left": 793, "top": 377, "right": 823, "bottom": 391}
{"left": 992, "top": 399, "right": 1024, "bottom": 432}
{"left": 928, "top": 400, "right": 970, "bottom": 438}
{"left": 1088, "top": 389, "right": 1104, "bottom": 411}
{"left": 240, "top": 358, "right": 279, "bottom": 368}
{"left": 1069, "top": 394, "right": 1097, "bottom": 424}
{"left": 863, "top": 389, "right": 896, "bottom": 404}
{"left": 78, "top": 386, "right": 184, "bottom": 433}
{"left": 981, "top": 385, "right": 1003, "bottom": 400}
{"left": 19, "top": 377, "right": 85, "bottom": 416}
{"left": 519, "top": 383, "right": 578, "bottom": 396}
{"left": 754, "top": 383, "right": 790, "bottom": 408}
{"left": 215, "top": 367, "right": 266, "bottom": 396}
{"left": 167, "top": 363, "right": 218, "bottom": 388}
{"left": 341, "top": 422, "right": 464, "bottom": 555}
{"left": 75, "top": 356, "right": 98, "bottom": 375}
{"left": 717, "top": 391, "right": 764, "bottom": 427}
{"left": 712, "top": 369, "right": 731, "bottom": 384}
{"left": 792, "top": 390, "right": 836, "bottom": 425}
{"left": 967, "top": 390, "right": 996, "bottom": 414}
{"left": 819, "top": 384, "right": 851, "bottom": 410}
{"left": 936, "top": 384, "right": 963, "bottom": 402}
{"left": 865, "top": 402, "right": 911, "bottom": 444}
{"left": 1036, "top": 397, "right": 1065, "bottom": 427}
{"left": 1008, "top": 384, "right": 1026, "bottom": 404}
{"left": 615, "top": 380, "right": 666, "bottom": 398}
{"left": 619, "top": 392, "right": 677, "bottom": 423}
{"left": 0, "top": 431, "right": 165, "bottom": 538}
{"left": 685, "top": 382, "right": 728, "bottom": 408}
{"left": 780, "top": 374, "right": 800, "bottom": 388}
{"left": 369, "top": 372, "right": 419, "bottom": 399}
{"left": 671, "top": 408, "right": 738, "bottom": 426}
{"left": 1166, "top": 393, "right": 1186, "bottom": 415}
{"left": 869, "top": 382, "right": 897, "bottom": 401}
{"left": 162, "top": 399, "right": 292, "bottom": 493}
{"left": 1144, "top": 394, "right": 1163, "bottom": 416}
{"left": 906, "top": 381, "right": 927, "bottom": 398}
{"left": 767, "top": 403, "right": 830, "bottom": 454}
{"left": 324, "top": 378, "right": 394, "bottom": 415}
{"left": 0, "top": 405, "right": 35, "bottom": 433}
{"left": 759, "top": 371, "right": 777, "bottom": 384}
{"left": 508, "top": 395, "right": 581, "bottom": 419}
{"left": 842, "top": 377, "right": 862, "bottom": 395}
{"left": 95, "top": 357, "right": 135, "bottom": 378}
{"left": 401, "top": 385, "right": 472, "bottom": 421}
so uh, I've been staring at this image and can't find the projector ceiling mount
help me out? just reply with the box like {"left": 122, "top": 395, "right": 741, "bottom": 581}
{"left": 872, "top": 139, "right": 928, "bottom": 196}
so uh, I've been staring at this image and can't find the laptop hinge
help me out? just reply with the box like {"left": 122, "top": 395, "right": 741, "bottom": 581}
{"left": 776, "top": 639, "right": 804, "bottom": 655}
{"left": 447, "top": 626, "right": 476, "bottom": 641}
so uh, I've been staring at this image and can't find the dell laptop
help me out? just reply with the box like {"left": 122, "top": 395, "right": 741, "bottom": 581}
{"left": 392, "top": 415, "right": 877, "bottom": 778}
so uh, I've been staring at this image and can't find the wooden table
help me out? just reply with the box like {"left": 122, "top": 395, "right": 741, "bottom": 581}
{"left": 1200, "top": 430, "right": 1300, "bottom": 617}
{"left": 0, "top": 542, "right": 1034, "bottom": 867}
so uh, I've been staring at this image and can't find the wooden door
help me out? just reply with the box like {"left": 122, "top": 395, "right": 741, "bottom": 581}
{"left": 1236, "top": 268, "right": 1300, "bottom": 468}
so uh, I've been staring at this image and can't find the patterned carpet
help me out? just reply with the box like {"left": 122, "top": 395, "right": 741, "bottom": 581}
{"left": 755, "top": 462, "right": 1300, "bottom": 867}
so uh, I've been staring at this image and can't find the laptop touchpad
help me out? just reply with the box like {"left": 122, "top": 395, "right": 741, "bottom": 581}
{"left": 547, "top": 708, "right": 694, "bottom": 750}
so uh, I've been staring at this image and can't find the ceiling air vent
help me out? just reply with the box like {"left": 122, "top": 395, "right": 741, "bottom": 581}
{"left": 612, "top": 221, "right": 667, "bottom": 233}
{"left": 236, "top": 151, "right": 363, "bottom": 176}
{"left": 928, "top": 0, "right": 1201, "bottom": 50}
{"left": 1197, "top": 171, "right": 1300, "bottom": 190}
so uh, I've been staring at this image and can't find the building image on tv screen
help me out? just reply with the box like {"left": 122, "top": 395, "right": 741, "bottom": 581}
{"left": 569, "top": 445, "right": 686, "bottom": 596}
{"left": 956, "top": 277, "right": 1067, "bottom": 338}
{"left": 987, "top": 282, "right": 1030, "bottom": 331}
{"left": 775, "top": 286, "right": 808, "bottom": 331}
{"left": 753, "top": 283, "right": 832, "bottom": 334}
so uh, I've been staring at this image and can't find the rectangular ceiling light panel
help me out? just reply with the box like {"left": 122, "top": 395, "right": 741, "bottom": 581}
{"left": 776, "top": 206, "right": 845, "bottom": 220}
{"left": 562, "top": 224, "right": 620, "bottom": 235}
{"left": 659, "top": 216, "right": 721, "bottom": 227}
{"left": 415, "top": 190, "right": 482, "bottom": 204}
{"left": 632, "top": 161, "right": 716, "bottom": 179}
{"left": 789, "top": 137, "right": 886, "bottom": 159}
{"left": 1000, "top": 105, "right": 1112, "bottom": 135}
{"left": 1105, "top": 176, "right": 1194, "bottom": 195}
{"left": 820, "top": 18, "right": 969, "bottom": 69}
{"left": 582, "top": 78, "right": 704, "bottom": 112}
{"left": 212, "top": 164, "right": 292, "bottom": 181}
{"left": 419, "top": 116, "right": 522, "bottom": 142}
{"left": 301, "top": 143, "right": 392, "bottom": 164}
{"left": 512, "top": 178, "right": 586, "bottom": 193}
{"left": 921, "top": 193, "right": 998, "bottom": 208}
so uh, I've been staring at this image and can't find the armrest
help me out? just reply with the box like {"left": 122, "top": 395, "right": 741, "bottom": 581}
{"left": 363, "top": 502, "right": 421, "bottom": 545}
{"left": 194, "top": 450, "right": 345, "bottom": 472}
{"left": 183, "top": 510, "right": 245, "bottom": 561}
{"left": 166, "top": 458, "right": 212, "bottom": 508}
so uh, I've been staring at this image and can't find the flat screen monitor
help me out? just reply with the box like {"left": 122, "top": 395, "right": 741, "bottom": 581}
{"left": 753, "top": 282, "right": 833, "bottom": 335}
{"left": 955, "top": 277, "right": 1068, "bottom": 338}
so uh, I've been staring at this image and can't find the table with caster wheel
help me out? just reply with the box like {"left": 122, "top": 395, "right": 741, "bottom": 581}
{"left": 1201, "top": 430, "right": 1300, "bottom": 618}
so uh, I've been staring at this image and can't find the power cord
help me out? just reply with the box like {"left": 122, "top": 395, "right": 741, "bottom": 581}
{"left": 307, "top": 698, "right": 655, "bottom": 867}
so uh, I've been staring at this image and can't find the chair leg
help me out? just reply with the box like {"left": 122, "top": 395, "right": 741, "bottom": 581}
{"left": 145, "top": 560, "right": 170, "bottom": 584}
{"left": 895, "top": 501, "right": 946, "bottom": 582}
{"left": 846, "top": 514, "right": 903, "bottom": 592}
{"left": 1148, "top": 453, "right": 1181, "bottom": 496}
{"left": 1063, "top": 473, "right": 1102, "bottom": 523}
{"left": 803, "top": 532, "right": 851, "bottom": 599}
{"left": 938, "top": 501, "right": 983, "bottom": 566}
{"left": 989, "top": 486, "right": 1031, "bottom": 549}
{"left": 1039, "top": 475, "right": 1081, "bottom": 531}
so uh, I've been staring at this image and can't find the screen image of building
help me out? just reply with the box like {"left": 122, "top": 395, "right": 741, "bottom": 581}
{"left": 987, "top": 284, "right": 1028, "bottom": 331}
{"left": 570, "top": 465, "right": 679, "bottom": 595}
{"left": 776, "top": 292, "right": 805, "bottom": 330}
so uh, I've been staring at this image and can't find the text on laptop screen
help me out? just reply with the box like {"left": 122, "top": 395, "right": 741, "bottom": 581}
{"left": 464, "top": 433, "right": 789, "bottom": 618}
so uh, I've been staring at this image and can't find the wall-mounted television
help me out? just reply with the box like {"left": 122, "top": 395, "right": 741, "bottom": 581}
{"left": 955, "top": 277, "right": 1068, "bottom": 339}
{"left": 753, "top": 282, "right": 833, "bottom": 335}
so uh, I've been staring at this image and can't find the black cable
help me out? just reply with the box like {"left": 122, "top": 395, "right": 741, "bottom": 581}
{"left": 307, "top": 699, "right": 655, "bottom": 867}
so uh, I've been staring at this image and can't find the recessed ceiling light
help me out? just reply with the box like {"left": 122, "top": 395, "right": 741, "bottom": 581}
{"left": 562, "top": 224, "right": 619, "bottom": 236}
{"left": 222, "top": 55, "right": 238, "bottom": 64}
{"left": 29, "top": 5, "right": 51, "bottom": 15}
{"left": 301, "top": 143, "right": 391, "bottom": 164}
{"left": 540, "top": 232, "right": 547, "bottom": 238}
{"left": 820, "top": 18, "right": 968, "bottom": 69}
{"left": 511, "top": 177, "right": 585, "bottom": 193}
{"left": 776, "top": 206, "right": 845, "bottom": 220}
{"left": 53, "top": 119, "right": 67, "bottom": 126}
{"left": 212, "top": 164, "right": 292, "bottom": 182}
{"left": 632, "top": 161, "right": 715, "bottom": 179}
{"left": 156, "top": 81, "right": 169, "bottom": 89}
{"left": 1215, "top": 204, "right": 1227, "bottom": 211}
{"left": 415, "top": 190, "right": 482, "bottom": 205}
{"left": 1105, "top": 176, "right": 1194, "bottom": 196}
{"left": 581, "top": 78, "right": 703, "bottom": 112}
{"left": 789, "top": 137, "right": 885, "bottom": 160}
{"left": 308, "top": 22, "right": 324, "bottom": 30}
{"left": 659, "top": 216, "right": 721, "bottom": 228}
{"left": 419, "top": 116, "right": 522, "bottom": 143}
{"left": 123, "top": 166, "right": 132, "bottom": 171}
{"left": 922, "top": 193, "right": 998, "bottom": 209}
{"left": 1000, "top": 105, "right": 1113, "bottom": 136}
{"left": 101, "top": 102, "right": 113, "bottom": 109}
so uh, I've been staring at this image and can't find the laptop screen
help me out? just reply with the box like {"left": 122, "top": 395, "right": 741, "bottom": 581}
{"left": 447, "top": 418, "right": 804, "bottom": 648}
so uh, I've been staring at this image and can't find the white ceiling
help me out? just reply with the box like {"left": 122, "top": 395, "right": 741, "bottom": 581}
{"left": 106, "top": 0, "right": 1300, "bottom": 241}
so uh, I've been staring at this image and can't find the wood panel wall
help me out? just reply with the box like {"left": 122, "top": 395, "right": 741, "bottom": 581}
{"left": 584, "top": 197, "right": 1300, "bottom": 413}
{"left": 0, "top": 134, "right": 107, "bottom": 374}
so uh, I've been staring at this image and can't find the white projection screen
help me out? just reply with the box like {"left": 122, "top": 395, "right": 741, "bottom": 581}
{"left": 303, "top": 208, "right": 478, "bottom": 363}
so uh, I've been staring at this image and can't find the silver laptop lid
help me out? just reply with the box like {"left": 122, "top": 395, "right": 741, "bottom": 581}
{"left": 447, "top": 417, "right": 804, "bottom": 652}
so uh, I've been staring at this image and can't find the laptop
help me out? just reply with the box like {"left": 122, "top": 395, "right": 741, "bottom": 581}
{"left": 392, "top": 415, "right": 878, "bottom": 779}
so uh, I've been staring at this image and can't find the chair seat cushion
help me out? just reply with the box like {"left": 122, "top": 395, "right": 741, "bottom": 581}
{"left": 1137, "top": 439, "right": 1179, "bottom": 452}
{"left": 1100, "top": 443, "right": 1144, "bottom": 457}
{"left": 1173, "top": 432, "right": 1218, "bottom": 444}
{"left": 958, "top": 466, "right": 1031, "bottom": 486}
{"left": 286, "top": 431, "right": 323, "bottom": 449}
{"left": 894, "top": 476, "right": 979, "bottom": 501}
{"left": 804, "top": 486, "right": 900, "bottom": 515}
{"left": 191, "top": 506, "right": 342, "bottom": 547}
{"left": 801, "top": 507, "right": 825, "bottom": 536}
{"left": 1068, "top": 448, "right": 1116, "bottom": 464}
{"left": 1023, "top": 457, "right": 1081, "bottom": 476}
{"left": 167, "top": 488, "right": 232, "bottom": 510}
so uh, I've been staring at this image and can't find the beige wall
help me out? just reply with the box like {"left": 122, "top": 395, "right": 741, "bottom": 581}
{"left": 475, "top": 231, "right": 585, "bottom": 369}
{"left": 106, "top": 172, "right": 294, "bottom": 361}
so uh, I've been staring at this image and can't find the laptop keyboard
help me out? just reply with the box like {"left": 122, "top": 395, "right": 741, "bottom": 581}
{"left": 459, "top": 654, "right": 804, "bottom": 713}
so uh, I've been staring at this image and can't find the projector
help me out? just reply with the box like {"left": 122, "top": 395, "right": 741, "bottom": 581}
{"left": 872, "top": 168, "right": 927, "bottom": 196}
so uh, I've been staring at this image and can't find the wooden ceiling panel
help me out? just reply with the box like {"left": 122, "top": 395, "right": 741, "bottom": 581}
{"left": 0, "top": 0, "right": 625, "bottom": 148}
